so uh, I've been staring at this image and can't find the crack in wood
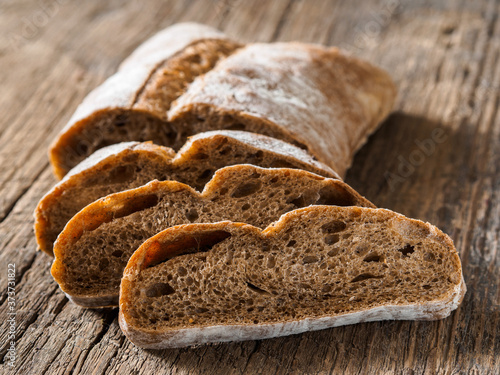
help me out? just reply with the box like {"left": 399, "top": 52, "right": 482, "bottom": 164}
{"left": 0, "top": 163, "right": 49, "bottom": 224}
{"left": 270, "top": 0, "right": 295, "bottom": 41}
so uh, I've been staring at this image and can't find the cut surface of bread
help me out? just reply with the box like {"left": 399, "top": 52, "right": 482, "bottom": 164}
{"left": 35, "top": 130, "right": 338, "bottom": 256}
{"left": 168, "top": 42, "right": 397, "bottom": 176}
{"left": 51, "top": 165, "right": 373, "bottom": 308}
{"left": 119, "top": 206, "right": 466, "bottom": 349}
{"left": 49, "top": 23, "right": 242, "bottom": 178}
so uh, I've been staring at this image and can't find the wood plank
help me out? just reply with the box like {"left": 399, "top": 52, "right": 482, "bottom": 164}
{"left": 0, "top": 0, "right": 498, "bottom": 373}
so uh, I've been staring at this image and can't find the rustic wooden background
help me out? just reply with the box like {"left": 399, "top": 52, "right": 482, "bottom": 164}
{"left": 0, "top": 0, "right": 498, "bottom": 373}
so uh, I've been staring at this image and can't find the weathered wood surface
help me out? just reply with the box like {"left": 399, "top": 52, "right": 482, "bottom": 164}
{"left": 0, "top": 0, "right": 498, "bottom": 373}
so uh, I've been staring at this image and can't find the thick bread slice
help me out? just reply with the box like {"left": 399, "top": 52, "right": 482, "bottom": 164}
{"left": 168, "top": 43, "right": 397, "bottom": 176}
{"left": 36, "top": 130, "right": 338, "bottom": 256}
{"left": 119, "top": 206, "right": 466, "bottom": 349}
{"left": 51, "top": 165, "right": 373, "bottom": 308}
{"left": 49, "top": 23, "right": 242, "bottom": 179}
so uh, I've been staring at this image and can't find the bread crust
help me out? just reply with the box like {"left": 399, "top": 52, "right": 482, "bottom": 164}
{"left": 36, "top": 131, "right": 339, "bottom": 256}
{"left": 169, "top": 43, "right": 397, "bottom": 176}
{"left": 49, "top": 23, "right": 242, "bottom": 179}
{"left": 119, "top": 207, "right": 466, "bottom": 349}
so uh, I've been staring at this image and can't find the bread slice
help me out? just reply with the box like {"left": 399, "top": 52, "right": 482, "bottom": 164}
{"left": 168, "top": 42, "right": 397, "bottom": 176}
{"left": 51, "top": 165, "right": 373, "bottom": 308}
{"left": 49, "top": 23, "right": 242, "bottom": 179}
{"left": 35, "top": 130, "right": 338, "bottom": 256}
{"left": 118, "top": 206, "right": 466, "bottom": 349}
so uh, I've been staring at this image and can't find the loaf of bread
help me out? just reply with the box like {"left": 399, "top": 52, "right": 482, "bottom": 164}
{"left": 168, "top": 42, "right": 396, "bottom": 176}
{"left": 119, "top": 206, "right": 466, "bottom": 349}
{"left": 49, "top": 24, "right": 396, "bottom": 179}
{"left": 35, "top": 130, "right": 338, "bottom": 256}
{"left": 49, "top": 23, "right": 242, "bottom": 179}
{"left": 51, "top": 165, "right": 373, "bottom": 308}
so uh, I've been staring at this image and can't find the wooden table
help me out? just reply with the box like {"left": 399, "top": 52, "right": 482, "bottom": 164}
{"left": 0, "top": 0, "right": 498, "bottom": 373}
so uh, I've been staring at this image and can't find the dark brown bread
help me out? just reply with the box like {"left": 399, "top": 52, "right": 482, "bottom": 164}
{"left": 35, "top": 130, "right": 338, "bottom": 256}
{"left": 49, "top": 23, "right": 242, "bottom": 179}
{"left": 119, "top": 206, "right": 466, "bottom": 349}
{"left": 49, "top": 25, "right": 396, "bottom": 179}
{"left": 51, "top": 165, "right": 373, "bottom": 308}
{"left": 168, "top": 42, "right": 397, "bottom": 176}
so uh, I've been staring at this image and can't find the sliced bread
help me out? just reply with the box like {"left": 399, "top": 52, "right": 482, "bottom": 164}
{"left": 35, "top": 130, "right": 338, "bottom": 256}
{"left": 49, "top": 23, "right": 242, "bottom": 179}
{"left": 50, "top": 27, "right": 396, "bottom": 179}
{"left": 119, "top": 206, "right": 466, "bottom": 349}
{"left": 51, "top": 165, "right": 373, "bottom": 308}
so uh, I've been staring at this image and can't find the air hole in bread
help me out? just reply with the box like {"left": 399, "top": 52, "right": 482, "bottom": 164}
{"left": 145, "top": 230, "right": 232, "bottom": 269}
{"left": 188, "top": 53, "right": 202, "bottom": 64}
{"left": 231, "top": 181, "right": 262, "bottom": 198}
{"left": 114, "top": 114, "right": 128, "bottom": 127}
{"left": 218, "top": 146, "right": 231, "bottom": 155}
{"left": 316, "top": 186, "right": 356, "bottom": 206}
{"left": 250, "top": 150, "right": 264, "bottom": 159}
{"left": 363, "top": 253, "right": 384, "bottom": 263}
{"left": 98, "top": 258, "right": 109, "bottom": 270}
{"left": 76, "top": 143, "right": 88, "bottom": 157}
{"left": 288, "top": 195, "right": 305, "bottom": 208}
{"left": 398, "top": 244, "right": 415, "bottom": 257}
{"left": 192, "top": 152, "right": 208, "bottom": 160}
{"left": 354, "top": 245, "right": 370, "bottom": 257}
{"left": 424, "top": 252, "right": 435, "bottom": 262}
{"left": 185, "top": 208, "right": 199, "bottom": 222}
{"left": 321, "top": 221, "right": 347, "bottom": 234}
{"left": 324, "top": 234, "right": 340, "bottom": 245}
{"left": 145, "top": 282, "right": 175, "bottom": 298}
{"left": 246, "top": 281, "right": 270, "bottom": 295}
{"left": 241, "top": 203, "right": 251, "bottom": 211}
{"left": 113, "top": 194, "right": 158, "bottom": 219}
{"left": 303, "top": 255, "right": 319, "bottom": 264}
{"left": 111, "top": 250, "right": 123, "bottom": 258}
{"left": 423, "top": 285, "right": 431, "bottom": 290}
{"left": 351, "top": 273, "right": 383, "bottom": 283}
{"left": 270, "top": 160, "right": 295, "bottom": 169}
{"left": 287, "top": 240, "right": 297, "bottom": 247}
{"left": 199, "top": 169, "right": 213, "bottom": 180}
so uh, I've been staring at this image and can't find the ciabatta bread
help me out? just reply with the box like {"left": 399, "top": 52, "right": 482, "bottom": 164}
{"left": 49, "top": 23, "right": 242, "bottom": 179}
{"left": 119, "top": 206, "right": 466, "bottom": 349}
{"left": 51, "top": 165, "right": 373, "bottom": 308}
{"left": 168, "top": 42, "right": 396, "bottom": 176}
{"left": 35, "top": 130, "right": 338, "bottom": 256}
{"left": 49, "top": 23, "right": 396, "bottom": 179}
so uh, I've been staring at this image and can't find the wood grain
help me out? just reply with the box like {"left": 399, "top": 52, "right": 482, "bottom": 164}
{"left": 0, "top": 0, "right": 498, "bottom": 373}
